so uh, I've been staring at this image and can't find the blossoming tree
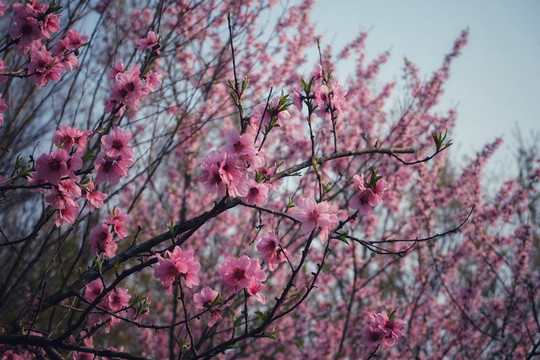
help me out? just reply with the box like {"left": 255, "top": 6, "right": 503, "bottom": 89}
{"left": 0, "top": 0, "right": 538, "bottom": 359}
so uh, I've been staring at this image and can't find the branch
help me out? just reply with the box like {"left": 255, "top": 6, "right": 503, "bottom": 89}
{"left": 0, "top": 334, "right": 148, "bottom": 360}
{"left": 268, "top": 147, "right": 416, "bottom": 183}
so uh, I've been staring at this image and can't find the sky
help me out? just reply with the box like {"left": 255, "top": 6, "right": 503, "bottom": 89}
{"left": 310, "top": 0, "right": 540, "bottom": 171}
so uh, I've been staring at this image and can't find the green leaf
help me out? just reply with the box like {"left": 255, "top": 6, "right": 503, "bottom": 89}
{"left": 254, "top": 310, "right": 267, "bottom": 322}
{"left": 336, "top": 231, "right": 350, "bottom": 245}
{"left": 233, "top": 314, "right": 244, "bottom": 328}
{"left": 323, "top": 181, "right": 333, "bottom": 194}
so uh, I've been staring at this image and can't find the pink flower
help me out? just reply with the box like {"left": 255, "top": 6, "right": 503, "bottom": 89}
{"left": 137, "top": 31, "right": 160, "bottom": 53}
{"left": 199, "top": 151, "right": 227, "bottom": 196}
{"left": 104, "top": 208, "right": 129, "bottom": 239}
{"left": 94, "top": 153, "right": 133, "bottom": 185}
{"left": 154, "top": 246, "right": 201, "bottom": 295}
{"left": 109, "top": 60, "right": 124, "bottom": 80}
{"left": 85, "top": 279, "right": 104, "bottom": 302}
{"left": 27, "top": 47, "right": 64, "bottom": 87}
{"left": 55, "top": 201, "right": 80, "bottom": 226}
{"left": 293, "top": 88, "right": 303, "bottom": 112}
{"left": 199, "top": 150, "right": 245, "bottom": 197}
{"left": 58, "top": 179, "right": 82, "bottom": 199}
{"left": 194, "top": 287, "right": 219, "bottom": 309}
{"left": 257, "top": 233, "right": 289, "bottom": 271}
{"left": 145, "top": 71, "right": 162, "bottom": 92}
{"left": 375, "top": 313, "right": 405, "bottom": 346}
{"left": 207, "top": 311, "right": 222, "bottom": 327}
{"left": 9, "top": 13, "right": 42, "bottom": 47}
{"left": 90, "top": 223, "right": 117, "bottom": 258}
{"left": 52, "top": 125, "right": 92, "bottom": 153}
{"left": 35, "top": 148, "right": 70, "bottom": 185}
{"left": 360, "top": 312, "right": 406, "bottom": 348}
{"left": 28, "top": 172, "right": 48, "bottom": 194}
{"left": 223, "top": 129, "right": 260, "bottom": 167}
{"left": 251, "top": 97, "right": 291, "bottom": 128}
{"left": 350, "top": 174, "right": 388, "bottom": 215}
{"left": 359, "top": 325, "right": 386, "bottom": 348}
{"left": 246, "top": 279, "right": 265, "bottom": 304}
{"left": 105, "top": 288, "right": 131, "bottom": 312}
{"left": 101, "top": 127, "right": 133, "bottom": 158}
{"left": 65, "top": 29, "right": 89, "bottom": 50}
{"left": 110, "top": 65, "right": 145, "bottom": 110}
{"left": 240, "top": 179, "right": 269, "bottom": 207}
{"left": 82, "top": 181, "right": 107, "bottom": 211}
{"left": 294, "top": 197, "right": 339, "bottom": 243}
{"left": 218, "top": 255, "right": 266, "bottom": 293}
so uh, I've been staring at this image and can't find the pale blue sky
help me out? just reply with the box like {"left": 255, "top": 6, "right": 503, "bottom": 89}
{"left": 311, "top": 1, "right": 540, "bottom": 166}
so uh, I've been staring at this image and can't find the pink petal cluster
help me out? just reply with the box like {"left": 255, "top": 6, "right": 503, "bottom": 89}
{"left": 94, "top": 126, "right": 134, "bottom": 185}
{"left": 295, "top": 72, "right": 348, "bottom": 120}
{"left": 9, "top": 1, "right": 59, "bottom": 49}
{"left": 349, "top": 173, "right": 388, "bottom": 215}
{"left": 89, "top": 223, "right": 117, "bottom": 258}
{"left": 193, "top": 287, "right": 222, "bottom": 326}
{"left": 154, "top": 246, "right": 201, "bottom": 295}
{"left": 50, "top": 29, "right": 89, "bottom": 71}
{"left": 137, "top": 31, "right": 160, "bottom": 54}
{"left": 105, "top": 61, "right": 162, "bottom": 115}
{"left": 313, "top": 79, "right": 348, "bottom": 119}
{"left": 218, "top": 255, "right": 266, "bottom": 303}
{"left": 81, "top": 180, "right": 107, "bottom": 212}
{"left": 294, "top": 197, "right": 339, "bottom": 243}
{"left": 32, "top": 125, "right": 99, "bottom": 226}
{"left": 199, "top": 150, "right": 245, "bottom": 197}
{"left": 359, "top": 312, "right": 406, "bottom": 348}
{"left": 257, "top": 233, "right": 290, "bottom": 271}
{"left": 84, "top": 280, "right": 131, "bottom": 333}
{"left": 104, "top": 208, "right": 129, "bottom": 239}
{"left": 199, "top": 128, "right": 270, "bottom": 201}
{"left": 240, "top": 178, "right": 269, "bottom": 207}
{"left": 52, "top": 125, "right": 92, "bottom": 154}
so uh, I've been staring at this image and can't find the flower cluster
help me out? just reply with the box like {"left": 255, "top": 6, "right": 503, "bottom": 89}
{"left": 89, "top": 208, "right": 129, "bottom": 258}
{"left": 9, "top": 1, "right": 60, "bottom": 53}
{"left": 218, "top": 255, "right": 267, "bottom": 304}
{"left": 199, "top": 128, "right": 271, "bottom": 205}
{"left": 359, "top": 312, "right": 406, "bottom": 348}
{"left": 94, "top": 126, "right": 134, "bottom": 185}
{"left": 84, "top": 279, "right": 132, "bottom": 332}
{"left": 294, "top": 197, "right": 340, "bottom": 243}
{"left": 349, "top": 171, "right": 388, "bottom": 215}
{"left": 294, "top": 68, "right": 348, "bottom": 120}
{"left": 104, "top": 59, "right": 162, "bottom": 117}
{"left": 5, "top": 1, "right": 88, "bottom": 87}
{"left": 193, "top": 287, "right": 222, "bottom": 327}
{"left": 31, "top": 125, "right": 105, "bottom": 226}
{"left": 257, "top": 232, "right": 290, "bottom": 271}
{"left": 31, "top": 125, "right": 133, "bottom": 227}
{"left": 154, "top": 246, "right": 201, "bottom": 295}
